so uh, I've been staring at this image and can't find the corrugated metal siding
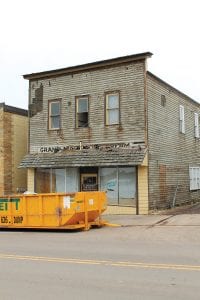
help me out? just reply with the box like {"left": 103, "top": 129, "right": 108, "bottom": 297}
{"left": 147, "top": 73, "right": 200, "bottom": 209}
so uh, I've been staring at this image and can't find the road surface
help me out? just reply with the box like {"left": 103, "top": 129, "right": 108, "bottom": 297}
{"left": 0, "top": 220, "right": 200, "bottom": 299}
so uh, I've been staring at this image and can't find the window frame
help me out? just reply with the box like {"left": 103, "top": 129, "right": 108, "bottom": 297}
{"left": 48, "top": 99, "right": 61, "bottom": 130}
{"left": 35, "top": 168, "right": 79, "bottom": 193}
{"left": 179, "top": 105, "right": 185, "bottom": 134}
{"left": 189, "top": 166, "right": 200, "bottom": 191}
{"left": 99, "top": 166, "right": 136, "bottom": 206}
{"left": 194, "top": 112, "right": 199, "bottom": 138}
{"left": 105, "top": 91, "right": 120, "bottom": 126}
{"left": 75, "top": 95, "right": 89, "bottom": 128}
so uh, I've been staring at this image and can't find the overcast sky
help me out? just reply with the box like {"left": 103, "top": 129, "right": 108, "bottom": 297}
{"left": 0, "top": 0, "right": 199, "bottom": 109}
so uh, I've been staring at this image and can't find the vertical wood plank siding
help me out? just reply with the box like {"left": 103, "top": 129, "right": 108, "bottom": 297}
{"left": 27, "top": 168, "right": 35, "bottom": 192}
{"left": 138, "top": 165, "right": 149, "bottom": 214}
{"left": 147, "top": 73, "right": 200, "bottom": 209}
{"left": 29, "top": 62, "right": 146, "bottom": 151}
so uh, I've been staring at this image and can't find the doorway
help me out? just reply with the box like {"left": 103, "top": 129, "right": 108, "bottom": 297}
{"left": 81, "top": 173, "right": 98, "bottom": 191}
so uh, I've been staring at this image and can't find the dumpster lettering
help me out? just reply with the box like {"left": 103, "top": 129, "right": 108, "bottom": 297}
{"left": 14, "top": 216, "right": 23, "bottom": 224}
{"left": 0, "top": 198, "right": 20, "bottom": 211}
{"left": 0, "top": 216, "right": 23, "bottom": 224}
{"left": 0, "top": 202, "right": 8, "bottom": 211}
{"left": 1, "top": 216, "right": 8, "bottom": 223}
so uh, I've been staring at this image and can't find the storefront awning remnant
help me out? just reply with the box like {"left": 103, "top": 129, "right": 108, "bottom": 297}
{"left": 19, "top": 147, "right": 147, "bottom": 168}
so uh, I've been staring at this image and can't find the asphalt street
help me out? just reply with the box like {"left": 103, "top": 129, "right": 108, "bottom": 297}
{"left": 0, "top": 212, "right": 200, "bottom": 300}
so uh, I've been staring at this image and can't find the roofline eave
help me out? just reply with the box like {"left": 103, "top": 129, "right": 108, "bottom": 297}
{"left": 23, "top": 52, "right": 153, "bottom": 80}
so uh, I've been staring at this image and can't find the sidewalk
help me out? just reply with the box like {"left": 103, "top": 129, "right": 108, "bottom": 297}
{"left": 104, "top": 213, "right": 200, "bottom": 227}
{"left": 104, "top": 202, "right": 200, "bottom": 227}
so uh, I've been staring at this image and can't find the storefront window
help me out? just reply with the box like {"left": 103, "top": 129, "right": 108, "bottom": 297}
{"left": 36, "top": 169, "right": 51, "bottom": 193}
{"left": 119, "top": 167, "right": 136, "bottom": 206}
{"left": 66, "top": 168, "right": 79, "bottom": 192}
{"left": 36, "top": 168, "right": 78, "bottom": 193}
{"left": 35, "top": 167, "right": 136, "bottom": 206}
{"left": 100, "top": 167, "right": 136, "bottom": 206}
{"left": 52, "top": 169, "right": 65, "bottom": 192}
{"left": 100, "top": 168, "right": 118, "bottom": 205}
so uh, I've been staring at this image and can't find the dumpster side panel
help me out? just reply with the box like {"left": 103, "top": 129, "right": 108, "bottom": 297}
{"left": 25, "top": 195, "right": 40, "bottom": 226}
{"left": 62, "top": 192, "right": 107, "bottom": 226}
{"left": 0, "top": 192, "right": 107, "bottom": 229}
{"left": 0, "top": 197, "right": 23, "bottom": 227}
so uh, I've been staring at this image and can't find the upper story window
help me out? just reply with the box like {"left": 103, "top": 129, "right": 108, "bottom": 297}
{"left": 48, "top": 100, "right": 61, "bottom": 130}
{"left": 189, "top": 166, "right": 200, "bottom": 190}
{"left": 76, "top": 96, "right": 89, "bottom": 128}
{"left": 194, "top": 113, "right": 199, "bottom": 138}
{"left": 179, "top": 105, "right": 185, "bottom": 134}
{"left": 105, "top": 92, "right": 120, "bottom": 125}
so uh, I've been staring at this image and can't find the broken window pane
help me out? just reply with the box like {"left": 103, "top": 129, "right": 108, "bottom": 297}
{"left": 76, "top": 97, "right": 89, "bottom": 127}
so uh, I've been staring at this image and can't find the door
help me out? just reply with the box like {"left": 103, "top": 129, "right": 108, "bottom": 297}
{"left": 81, "top": 173, "right": 98, "bottom": 191}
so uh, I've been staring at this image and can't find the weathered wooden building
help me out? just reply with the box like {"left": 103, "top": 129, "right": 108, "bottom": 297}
{"left": 0, "top": 103, "right": 28, "bottom": 195}
{"left": 20, "top": 52, "right": 200, "bottom": 214}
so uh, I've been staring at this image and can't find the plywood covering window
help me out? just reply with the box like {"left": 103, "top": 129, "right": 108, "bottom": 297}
{"left": 105, "top": 92, "right": 120, "bottom": 125}
{"left": 48, "top": 100, "right": 61, "bottom": 130}
{"left": 76, "top": 96, "right": 89, "bottom": 128}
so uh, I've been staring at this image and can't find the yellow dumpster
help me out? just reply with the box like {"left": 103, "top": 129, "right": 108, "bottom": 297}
{"left": 0, "top": 191, "right": 107, "bottom": 231}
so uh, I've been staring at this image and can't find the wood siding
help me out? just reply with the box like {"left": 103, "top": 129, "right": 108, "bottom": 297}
{"left": 29, "top": 61, "right": 146, "bottom": 152}
{"left": 147, "top": 73, "right": 200, "bottom": 209}
{"left": 27, "top": 168, "right": 35, "bottom": 192}
{"left": 138, "top": 165, "right": 149, "bottom": 214}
